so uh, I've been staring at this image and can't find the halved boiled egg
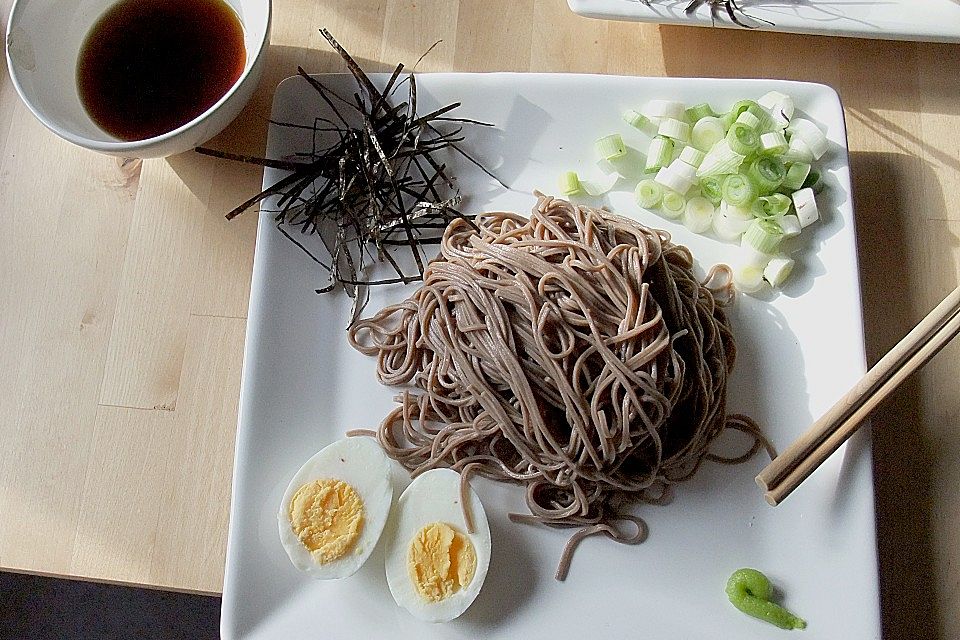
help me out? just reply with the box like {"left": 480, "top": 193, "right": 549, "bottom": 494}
{"left": 278, "top": 437, "right": 393, "bottom": 579}
{"left": 384, "top": 468, "right": 491, "bottom": 622}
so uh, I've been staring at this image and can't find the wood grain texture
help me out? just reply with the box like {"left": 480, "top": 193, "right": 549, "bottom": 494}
{"left": 1, "top": 1, "right": 959, "bottom": 636}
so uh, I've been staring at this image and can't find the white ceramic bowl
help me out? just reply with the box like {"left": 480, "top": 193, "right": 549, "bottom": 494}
{"left": 5, "top": 0, "right": 271, "bottom": 157}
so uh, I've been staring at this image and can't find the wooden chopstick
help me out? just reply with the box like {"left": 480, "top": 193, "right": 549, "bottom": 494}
{"left": 756, "top": 285, "right": 960, "bottom": 505}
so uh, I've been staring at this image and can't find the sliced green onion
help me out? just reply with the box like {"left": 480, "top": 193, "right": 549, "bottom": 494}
{"left": 764, "top": 255, "right": 796, "bottom": 288}
{"left": 658, "top": 118, "right": 692, "bottom": 143}
{"left": 743, "top": 219, "right": 784, "bottom": 254}
{"left": 558, "top": 171, "right": 581, "bottom": 196}
{"left": 792, "top": 187, "right": 819, "bottom": 228}
{"left": 782, "top": 161, "right": 812, "bottom": 190}
{"left": 643, "top": 99, "right": 686, "bottom": 121}
{"left": 691, "top": 117, "right": 726, "bottom": 151}
{"left": 746, "top": 103, "right": 776, "bottom": 133}
{"left": 713, "top": 209, "right": 750, "bottom": 241}
{"left": 623, "top": 109, "right": 652, "bottom": 133}
{"left": 782, "top": 136, "right": 814, "bottom": 163}
{"left": 720, "top": 110, "right": 738, "bottom": 131}
{"left": 729, "top": 99, "right": 758, "bottom": 120}
{"left": 660, "top": 190, "right": 686, "bottom": 219}
{"left": 760, "top": 131, "right": 788, "bottom": 155}
{"left": 697, "top": 139, "right": 745, "bottom": 177}
{"left": 685, "top": 102, "right": 716, "bottom": 122}
{"left": 655, "top": 159, "right": 696, "bottom": 194}
{"left": 683, "top": 196, "right": 715, "bottom": 233}
{"left": 580, "top": 173, "right": 619, "bottom": 196}
{"left": 757, "top": 193, "right": 792, "bottom": 219}
{"left": 757, "top": 91, "right": 790, "bottom": 111}
{"left": 635, "top": 179, "right": 664, "bottom": 209}
{"left": 726, "top": 122, "right": 761, "bottom": 156}
{"left": 699, "top": 176, "right": 724, "bottom": 205}
{"left": 645, "top": 136, "right": 674, "bottom": 172}
{"left": 787, "top": 118, "right": 828, "bottom": 159}
{"left": 595, "top": 134, "right": 627, "bottom": 161}
{"left": 722, "top": 174, "right": 758, "bottom": 208}
{"left": 735, "top": 110, "right": 761, "bottom": 130}
{"left": 747, "top": 156, "right": 786, "bottom": 194}
{"left": 780, "top": 214, "right": 802, "bottom": 238}
{"left": 734, "top": 262, "right": 767, "bottom": 294}
{"left": 679, "top": 145, "right": 705, "bottom": 168}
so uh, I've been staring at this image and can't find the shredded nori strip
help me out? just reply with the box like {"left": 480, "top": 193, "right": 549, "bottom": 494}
{"left": 197, "top": 30, "right": 502, "bottom": 317}
{"left": 641, "top": 0, "right": 775, "bottom": 28}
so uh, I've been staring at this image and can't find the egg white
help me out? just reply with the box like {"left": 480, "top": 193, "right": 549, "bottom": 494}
{"left": 384, "top": 468, "right": 491, "bottom": 622}
{"left": 278, "top": 437, "right": 394, "bottom": 579}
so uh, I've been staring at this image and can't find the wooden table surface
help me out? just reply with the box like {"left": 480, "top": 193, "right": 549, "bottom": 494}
{"left": 2, "top": 1, "right": 958, "bottom": 636}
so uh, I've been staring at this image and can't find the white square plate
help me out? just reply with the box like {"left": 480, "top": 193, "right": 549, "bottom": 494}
{"left": 569, "top": 0, "right": 960, "bottom": 43}
{"left": 221, "top": 74, "right": 880, "bottom": 639}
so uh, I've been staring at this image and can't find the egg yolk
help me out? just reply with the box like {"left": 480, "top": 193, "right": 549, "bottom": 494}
{"left": 408, "top": 522, "right": 477, "bottom": 603}
{"left": 288, "top": 479, "right": 365, "bottom": 564}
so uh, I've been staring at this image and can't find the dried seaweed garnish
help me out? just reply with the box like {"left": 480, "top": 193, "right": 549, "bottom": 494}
{"left": 197, "top": 29, "right": 502, "bottom": 318}
{"left": 640, "top": 0, "right": 774, "bottom": 29}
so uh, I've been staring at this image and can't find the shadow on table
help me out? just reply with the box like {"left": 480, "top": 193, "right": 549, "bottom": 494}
{"left": 0, "top": 570, "right": 219, "bottom": 640}
{"left": 658, "top": 25, "right": 960, "bottom": 111}
{"left": 850, "top": 150, "right": 956, "bottom": 640}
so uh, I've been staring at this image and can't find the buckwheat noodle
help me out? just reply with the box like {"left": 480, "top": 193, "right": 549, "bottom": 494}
{"left": 348, "top": 193, "right": 773, "bottom": 580}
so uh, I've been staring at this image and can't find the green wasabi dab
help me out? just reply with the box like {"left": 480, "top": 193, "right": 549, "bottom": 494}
{"left": 726, "top": 568, "right": 807, "bottom": 630}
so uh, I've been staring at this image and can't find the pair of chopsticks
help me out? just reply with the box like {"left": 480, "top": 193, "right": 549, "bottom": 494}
{"left": 756, "top": 285, "right": 960, "bottom": 506}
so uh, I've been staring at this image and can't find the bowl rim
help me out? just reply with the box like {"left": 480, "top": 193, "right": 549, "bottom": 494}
{"left": 4, "top": 0, "right": 272, "bottom": 153}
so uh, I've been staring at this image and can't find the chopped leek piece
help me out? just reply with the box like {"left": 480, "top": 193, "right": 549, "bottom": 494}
{"left": 746, "top": 103, "right": 776, "bottom": 133}
{"left": 782, "top": 136, "right": 814, "bottom": 163}
{"left": 660, "top": 190, "right": 686, "bottom": 219}
{"left": 747, "top": 156, "right": 786, "bottom": 194}
{"left": 691, "top": 117, "right": 726, "bottom": 152}
{"left": 757, "top": 91, "right": 790, "bottom": 110}
{"left": 595, "top": 134, "right": 627, "bottom": 161}
{"left": 713, "top": 209, "right": 750, "bottom": 241}
{"left": 764, "top": 256, "right": 796, "bottom": 288}
{"left": 782, "top": 162, "right": 812, "bottom": 190}
{"left": 699, "top": 176, "right": 724, "bottom": 205}
{"left": 558, "top": 171, "right": 581, "bottom": 196}
{"left": 722, "top": 174, "right": 758, "bottom": 208}
{"left": 685, "top": 103, "right": 716, "bottom": 122}
{"left": 643, "top": 99, "right": 687, "bottom": 121}
{"left": 760, "top": 131, "right": 789, "bottom": 155}
{"left": 683, "top": 196, "right": 715, "bottom": 233}
{"left": 655, "top": 159, "right": 696, "bottom": 194}
{"left": 697, "top": 139, "right": 745, "bottom": 177}
{"left": 758, "top": 91, "right": 795, "bottom": 128}
{"left": 729, "top": 99, "right": 758, "bottom": 120}
{"left": 679, "top": 145, "right": 706, "bottom": 168}
{"left": 787, "top": 118, "right": 828, "bottom": 159}
{"left": 743, "top": 219, "right": 784, "bottom": 254}
{"left": 645, "top": 136, "right": 674, "bottom": 172}
{"left": 792, "top": 188, "right": 819, "bottom": 228}
{"left": 623, "top": 109, "right": 652, "bottom": 133}
{"left": 658, "top": 118, "right": 692, "bottom": 143}
{"left": 635, "top": 179, "right": 664, "bottom": 209}
{"left": 735, "top": 110, "right": 761, "bottom": 130}
{"left": 581, "top": 173, "right": 619, "bottom": 196}
{"left": 734, "top": 262, "right": 767, "bottom": 294}
{"left": 757, "top": 193, "right": 792, "bottom": 219}
{"left": 780, "top": 214, "right": 802, "bottom": 238}
{"left": 726, "top": 122, "right": 761, "bottom": 156}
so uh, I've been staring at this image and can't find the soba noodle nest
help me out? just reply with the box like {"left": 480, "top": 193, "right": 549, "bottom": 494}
{"left": 348, "top": 193, "right": 771, "bottom": 579}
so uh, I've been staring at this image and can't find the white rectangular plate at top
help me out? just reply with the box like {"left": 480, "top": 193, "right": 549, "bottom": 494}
{"left": 569, "top": 0, "right": 960, "bottom": 43}
{"left": 221, "top": 74, "right": 880, "bottom": 640}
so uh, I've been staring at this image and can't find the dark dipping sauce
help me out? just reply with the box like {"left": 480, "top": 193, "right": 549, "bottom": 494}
{"left": 77, "top": 0, "right": 246, "bottom": 141}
